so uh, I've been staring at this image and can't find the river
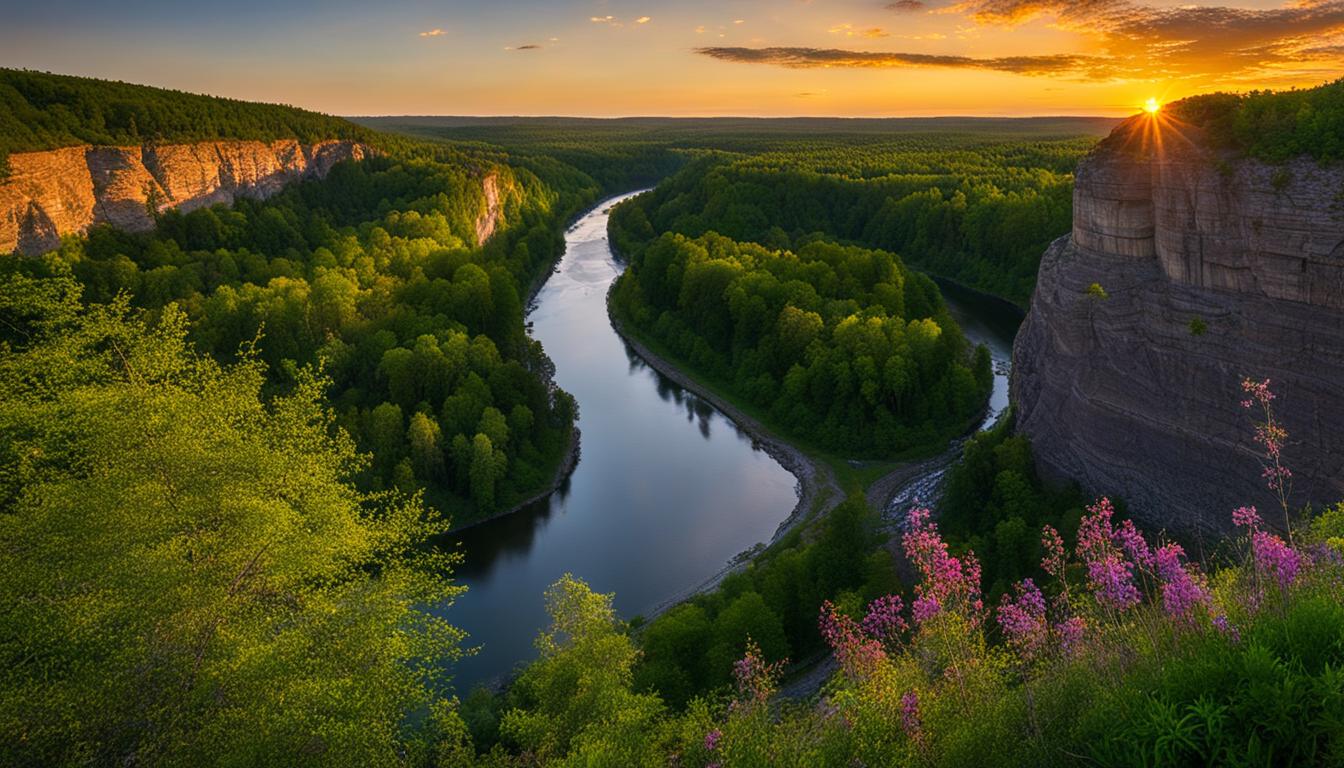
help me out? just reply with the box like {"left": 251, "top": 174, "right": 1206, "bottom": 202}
{"left": 443, "top": 192, "right": 1021, "bottom": 691}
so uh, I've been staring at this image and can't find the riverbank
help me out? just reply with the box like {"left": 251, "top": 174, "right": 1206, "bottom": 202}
{"left": 446, "top": 425, "right": 581, "bottom": 534}
{"left": 608, "top": 306, "right": 845, "bottom": 544}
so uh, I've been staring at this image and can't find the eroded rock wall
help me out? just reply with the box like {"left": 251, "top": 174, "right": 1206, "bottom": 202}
{"left": 1012, "top": 116, "right": 1344, "bottom": 535}
{"left": 1, "top": 139, "right": 371, "bottom": 255}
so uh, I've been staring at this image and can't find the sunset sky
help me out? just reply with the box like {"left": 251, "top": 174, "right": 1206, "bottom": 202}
{"left": 2, "top": 0, "right": 1342, "bottom": 117}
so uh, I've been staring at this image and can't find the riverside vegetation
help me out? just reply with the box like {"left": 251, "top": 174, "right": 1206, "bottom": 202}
{"left": 3, "top": 72, "right": 1343, "bottom": 766}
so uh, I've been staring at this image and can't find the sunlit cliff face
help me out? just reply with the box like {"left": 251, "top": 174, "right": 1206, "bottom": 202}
{"left": 1, "top": 0, "right": 1342, "bottom": 115}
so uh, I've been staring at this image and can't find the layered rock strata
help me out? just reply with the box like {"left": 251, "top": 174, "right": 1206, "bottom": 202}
{"left": 1012, "top": 116, "right": 1344, "bottom": 535}
{"left": 1, "top": 139, "right": 371, "bottom": 255}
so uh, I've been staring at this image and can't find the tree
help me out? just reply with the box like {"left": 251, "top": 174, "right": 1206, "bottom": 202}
{"left": 0, "top": 276, "right": 466, "bottom": 766}
{"left": 468, "top": 433, "right": 507, "bottom": 513}
{"left": 501, "top": 575, "right": 664, "bottom": 765}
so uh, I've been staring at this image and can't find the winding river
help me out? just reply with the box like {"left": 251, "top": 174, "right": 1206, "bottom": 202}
{"left": 443, "top": 192, "right": 1021, "bottom": 691}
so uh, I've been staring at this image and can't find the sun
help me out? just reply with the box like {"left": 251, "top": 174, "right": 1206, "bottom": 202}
{"left": 1144, "top": 97, "right": 1162, "bottom": 114}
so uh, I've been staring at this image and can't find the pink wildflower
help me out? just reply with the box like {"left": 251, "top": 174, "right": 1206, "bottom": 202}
{"left": 901, "top": 507, "right": 985, "bottom": 626}
{"left": 1232, "top": 506, "right": 1261, "bottom": 529}
{"left": 900, "top": 691, "right": 922, "bottom": 739}
{"left": 732, "top": 639, "right": 784, "bottom": 707}
{"left": 1055, "top": 616, "right": 1087, "bottom": 655}
{"left": 1040, "top": 525, "right": 1067, "bottom": 580}
{"left": 996, "top": 578, "right": 1048, "bottom": 659}
{"left": 1153, "top": 543, "right": 1211, "bottom": 623}
{"left": 1251, "top": 530, "right": 1302, "bottom": 590}
{"left": 1077, "top": 498, "right": 1142, "bottom": 612}
{"left": 861, "top": 595, "right": 908, "bottom": 642}
{"left": 819, "top": 601, "right": 885, "bottom": 679}
{"left": 704, "top": 729, "right": 721, "bottom": 752}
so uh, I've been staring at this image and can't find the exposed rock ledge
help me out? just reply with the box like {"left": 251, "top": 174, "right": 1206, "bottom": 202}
{"left": 1, "top": 139, "right": 372, "bottom": 255}
{"left": 1012, "top": 116, "right": 1344, "bottom": 536}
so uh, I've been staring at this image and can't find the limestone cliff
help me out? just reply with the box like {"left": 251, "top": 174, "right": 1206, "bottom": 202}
{"left": 1012, "top": 115, "right": 1344, "bottom": 535}
{"left": 0, "top": 139, "right": 372, "bottom": 255}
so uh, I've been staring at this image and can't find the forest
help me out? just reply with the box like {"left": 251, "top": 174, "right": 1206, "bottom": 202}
{"left": 4, "top": 73, "right": 1343, "bottom": 767}
{"left": 609, "top": 228, "right": 990, "bottom": 455}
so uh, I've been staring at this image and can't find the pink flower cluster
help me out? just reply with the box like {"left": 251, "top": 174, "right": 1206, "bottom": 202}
{"left": 902, "top": 507, "right": 985, "bottom": 626}
{"left": 1153, "top": 542, "right": 1211, "bottom": 623}
{"left": 900, "top": 691, "right": 922, "bottom": 739}
{"left": 819, "top": 600, "right": 886, "bottom": 679}
{"left": 861, "top": 594, "right": 908, "bottom": 642}
{"left": 1233, "top": 503, "right": 1304, "bottom": 590}
{"left": 1077, "top": 498, "right": 1142, "bottom": 612}
{"left": 996, "top": 579, "right": 1048, "bottom": 658}
{"left": 732, "top": 639, "right": 784, "bottom": 707}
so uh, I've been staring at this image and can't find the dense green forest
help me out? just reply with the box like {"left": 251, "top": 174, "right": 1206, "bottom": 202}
{"left": 0, "top": 69, "right": 375, "bottom": 174}
{"left": 610, "top": 228, "right": 991, "bottom": 455}
{"left": 603, "top": 136, "right": 1092, "bottom": 306}
{"left": 1174, "top": 77, "right": 1344, "bottom": 162}
{"left": 29, "top": 141, "right": 604, "bottom": 523}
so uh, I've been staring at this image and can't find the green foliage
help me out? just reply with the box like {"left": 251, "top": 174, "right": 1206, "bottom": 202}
{"left": 938, "top": 421, "right": 1086, "bottom": 599}
{"left": 601, "top": 133, "right": 1095, "bottom": 306}
{"left": 0, "top": 68, "right": 373, "bottom": 174}
{"left": 0, "top": 272, "right": 466, "bottom": 766}
{"left": 611, "top": 230, "right": 990, "bottom": 456}
{"left": 1188, "top": 316, "right": 1208, "bottom": 336}
{"left": 501, "top": 575, "right": 666, "bottom": 766}
{"left": 1086, "top": 282, "right": 1109, "bottom": 300}
{"left": 29, "top": 137, "right": 594, "bottom": 525}
{"left": 1175, "top": 78, "right": 1344, "bottom": 163}
{"left": 633, "top": 498, "right": 887, "bottom": 708}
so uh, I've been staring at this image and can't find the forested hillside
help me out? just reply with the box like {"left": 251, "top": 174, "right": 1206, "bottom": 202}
{"left": 0, "top": 69, "right": 374, "bottom": 174}
{"left": 610, "top": 229, "right": 990, "bottom": 455}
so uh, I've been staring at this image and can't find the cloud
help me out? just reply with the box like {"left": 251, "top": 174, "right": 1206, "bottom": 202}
{"left": 696, "top": 1, "right": 1344, "bottom": 82}
{"left": 949, "top": 0, "right": 1344, "bottom": 80}
{"left": 694, "top": 45, "right": 1099, "bottom": 75}
{"left": 514, "top": 44, "right": 542, "bottom": 50}
{"left": 590, "top": 15, "right": 615, "bottom": 23}
{"left": 830, "top": 23, "right": 891, "bottom": 38}
{"left": 418, "top": 28, "right": 446, "bottom": 37}
{"left": 733, "top": 19, "right": 746, "bottom": 24}
{"left": 636, "top": 16, "right": 652, "bottom": 24}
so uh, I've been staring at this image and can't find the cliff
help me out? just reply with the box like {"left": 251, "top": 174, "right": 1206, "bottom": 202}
{"left": 1012, "top": 114, "right": 1344, "bottom": 535}
{"left": 0, "top": 139, "right": 372, "bottom": 255}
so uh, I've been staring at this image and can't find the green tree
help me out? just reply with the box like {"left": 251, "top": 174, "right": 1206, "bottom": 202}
{"left": 0, "top": 276, "right": 466, "bottom": 766}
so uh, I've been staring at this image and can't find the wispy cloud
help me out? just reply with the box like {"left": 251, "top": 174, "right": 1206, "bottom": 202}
{"left": 418, "top": 28, "right": 446, "bottom": 38}
{"left": 886, "top": 0, "right": 927, "bottom": 10}
{"left": 694, "top": 46, "right": 1100, "bottom": 75}
{"left": 829, "top": 23, "right": 891, "bottom": 38}
{"left": 636, "top": 16, "right": 652, "bottom": 24}
{"left": 590, "top": 15, "right": 615, "bottom": 23}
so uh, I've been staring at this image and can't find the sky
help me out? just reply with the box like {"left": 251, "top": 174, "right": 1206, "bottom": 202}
{"left": 1, "top": 0, "right": 1342, "bottom": 117}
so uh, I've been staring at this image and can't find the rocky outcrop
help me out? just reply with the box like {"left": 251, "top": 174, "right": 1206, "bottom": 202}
{"left": 1, "top": 139, "right": 371, "bottom": 255}
{"left": 1012, "top": 115, "right": 1344, "bottom": 535}
{"left": 475, "top": 171, "right": 502, "bottom": 246}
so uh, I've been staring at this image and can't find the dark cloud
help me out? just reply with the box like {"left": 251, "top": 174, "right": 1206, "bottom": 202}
{"left": 694, "top": 46, "right": 1100, "bottom": 75}
{"left": 514, "top": 44, "right": 542, "bottom": 50}
{"left": 885, "top": 0, "right": 927, "bottom": 11}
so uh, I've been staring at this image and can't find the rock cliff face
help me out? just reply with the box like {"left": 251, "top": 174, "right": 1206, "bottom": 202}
{"left": 0, "top": 139, "right": 371, "bottom": 255}
{"left": 1012, "top": 115, "right": 1344, "bottom": 535}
